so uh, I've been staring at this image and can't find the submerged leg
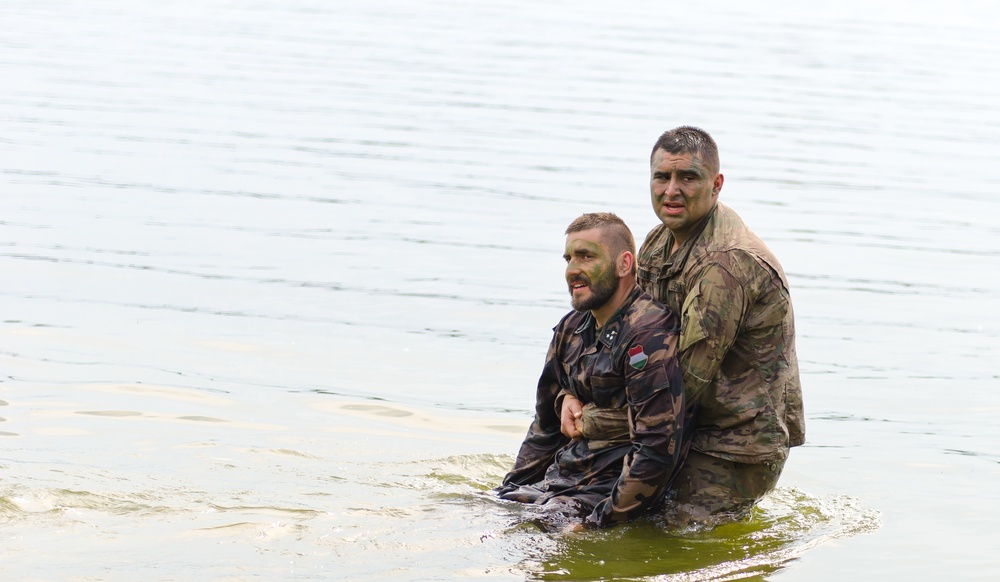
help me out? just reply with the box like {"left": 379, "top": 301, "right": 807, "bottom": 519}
{"left": 664, "top": 450, "right": 785, "bottom": 526}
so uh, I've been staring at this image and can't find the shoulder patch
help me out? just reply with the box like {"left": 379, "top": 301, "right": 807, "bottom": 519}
{"left": 627, "top": 345, "right": 648, "bottom": 370}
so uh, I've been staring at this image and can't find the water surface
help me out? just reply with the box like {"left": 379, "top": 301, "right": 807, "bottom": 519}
{"left": 2, "top": 0, "right": 999, "bottom": 580}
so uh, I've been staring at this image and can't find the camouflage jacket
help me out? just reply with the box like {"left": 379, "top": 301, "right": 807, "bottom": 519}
{"left": 501, "top": 286, "right": 691, "bottom": 528}
{"left": 637, "top": 202, "right": 806, "bottom": 463}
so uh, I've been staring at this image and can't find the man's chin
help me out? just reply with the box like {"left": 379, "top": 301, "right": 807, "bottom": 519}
{"left": 571, "top": 296, "right": 605, "bottom": 313}
{"left": 657, "top": 213, "right": 686, "bottom": 229}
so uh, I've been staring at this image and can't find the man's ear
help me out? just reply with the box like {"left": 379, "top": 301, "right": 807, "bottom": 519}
{"left": 618, "top": 251, "right": 634, "bottom": 278}
{"left": 713, "top": 173, "right": 725, "bottom": 195}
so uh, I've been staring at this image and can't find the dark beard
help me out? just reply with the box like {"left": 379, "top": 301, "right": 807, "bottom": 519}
{"left": 570, "top": 270, "right": 619, "bottom": 312}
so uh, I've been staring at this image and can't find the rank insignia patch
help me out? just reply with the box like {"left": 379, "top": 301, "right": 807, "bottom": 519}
{"left": 627, "top": 345, "right": 648, "bottom": 370}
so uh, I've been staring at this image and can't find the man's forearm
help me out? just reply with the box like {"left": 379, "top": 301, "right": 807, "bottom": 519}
{"left": 585, "top": 387, "right": 683, "bottom": 527}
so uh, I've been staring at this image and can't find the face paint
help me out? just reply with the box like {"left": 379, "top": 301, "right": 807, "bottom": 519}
{"left": 564, "top": 229, "right": 620, "bottom": 313}
{"left": 650, "top": 149, "right": 721, "bottom": 246}
{"left": 568, "top": 262, "right": 619, "bottom": 312}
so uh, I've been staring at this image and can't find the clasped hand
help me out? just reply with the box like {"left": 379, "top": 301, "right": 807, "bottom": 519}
{"left": 560, "top": 394, "right": 584, "bottom": 439}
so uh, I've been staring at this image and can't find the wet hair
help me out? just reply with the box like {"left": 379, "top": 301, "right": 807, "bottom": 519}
{"left": 649, "top": 125, "right": 720, "bottom": 174}
{"left": 565, "top": 212, "right": 636, "bottom": 275}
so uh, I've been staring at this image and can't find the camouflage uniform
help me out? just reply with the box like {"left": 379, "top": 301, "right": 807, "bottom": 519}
{"left": 637, "top": 202, "right": 805, "bottom": 518}
{"left": 499, "top": 286, "right": 694, "bottom": 528}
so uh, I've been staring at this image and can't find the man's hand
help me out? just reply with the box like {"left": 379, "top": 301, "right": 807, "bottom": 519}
{"left": 560, "top": 394, "right": 584, "bottom": 439}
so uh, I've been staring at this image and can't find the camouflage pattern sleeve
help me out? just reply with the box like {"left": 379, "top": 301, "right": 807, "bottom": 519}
{"left": 499, "top": 328, "right": 570, "bottom": 491}
{"left": 585, "top": 325, "right": 686, "bottom": 527}
{"left": 678, "top": 261, "right": 748, "bottom": 403}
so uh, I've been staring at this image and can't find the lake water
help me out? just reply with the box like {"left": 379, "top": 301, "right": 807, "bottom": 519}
{"left": 2, "top": 0, "right": 999, "bottom": 580}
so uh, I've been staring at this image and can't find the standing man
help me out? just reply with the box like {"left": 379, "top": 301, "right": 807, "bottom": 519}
{"left": 636, "top": 126, "right": 805, "bottom": 523}
{"left": 498, "top": 213, "right": 695, "bottom": 530}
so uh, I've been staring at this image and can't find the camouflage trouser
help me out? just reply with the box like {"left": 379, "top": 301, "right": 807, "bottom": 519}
{"left": 663, "top": 450, "right": 785, "bottom": 526}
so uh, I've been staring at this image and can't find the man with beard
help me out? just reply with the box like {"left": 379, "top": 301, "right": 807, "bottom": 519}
{"left": 497, "top": 212, "right": 695, "bottom": 530}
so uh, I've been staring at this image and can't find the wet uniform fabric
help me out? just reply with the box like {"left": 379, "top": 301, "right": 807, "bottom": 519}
{"left": 498, "top": 286, "right": 694, "bottom": 528}
{"left": 637, "top": 202, "right": 806, "bottom": 516}
{"left": 664, "top": 450, "right": 784, "bottom": 525}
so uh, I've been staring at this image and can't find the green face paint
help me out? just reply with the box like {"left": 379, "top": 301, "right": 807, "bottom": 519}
{"left": 564, "top": 231, "right": 620, "bottom": 313}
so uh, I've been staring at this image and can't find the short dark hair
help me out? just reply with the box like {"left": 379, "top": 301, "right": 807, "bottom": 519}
{"left": 565, "top": 212, "right": 636, "bottom": 274}
{"left": 649, "top": 126, "right": 720, "bottom": 174}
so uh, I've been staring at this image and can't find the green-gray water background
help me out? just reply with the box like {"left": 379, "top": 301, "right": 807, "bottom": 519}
{"left": 3, "top": 0, "right": 999, "bottom": 580}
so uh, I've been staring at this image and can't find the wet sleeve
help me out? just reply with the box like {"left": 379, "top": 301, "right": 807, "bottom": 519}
{"left": 499, "top": 331, "right": 570, "bottom": 490}
{"left": 585, "top": 327, "right": 687, "bottom": 527}
{"left": 677, "top": 261, "right": 748, "bottom": 403}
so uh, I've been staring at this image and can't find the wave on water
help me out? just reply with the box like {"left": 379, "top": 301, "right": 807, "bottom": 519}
{"left": 425, "top": 455, "right": 881, "bottom": 581}
{"left": 0, "top": 451, "right": 879, "bottom": 581}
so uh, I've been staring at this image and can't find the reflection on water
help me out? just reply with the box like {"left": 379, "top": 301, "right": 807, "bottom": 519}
{"left": 414, "top": 456, "right": 880, "bottom": 581}
{"left": 515, "top": 490, "right": 879, "bottom": 581}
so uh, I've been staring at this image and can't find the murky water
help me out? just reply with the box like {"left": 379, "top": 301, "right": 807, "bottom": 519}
{"left": 3, "top": 0, "right": 999, "bottom": 580}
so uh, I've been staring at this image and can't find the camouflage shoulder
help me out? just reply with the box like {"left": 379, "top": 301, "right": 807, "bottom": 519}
{"left": 638, "top": 222, "right": 671, "bottom": 255}
{"left": 625, "top": 290, "right": 680, "bottom": 334}
{"left": 693, "top": 248, "right": 778, "bottom": 296}
{"left": 553, "top": 308, "right": 588, "bottom": 333}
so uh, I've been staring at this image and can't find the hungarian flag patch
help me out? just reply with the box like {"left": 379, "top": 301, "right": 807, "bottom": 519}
{"left": 627, "top": 345, "right": 649, "bottom": 370}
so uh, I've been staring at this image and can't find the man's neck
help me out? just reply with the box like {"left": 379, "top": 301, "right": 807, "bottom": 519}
{"left": 669, "top": 203, "right": 717, "bottom": 254}
{"left": 591, "top": 281, "right": 637, "bottom": 328}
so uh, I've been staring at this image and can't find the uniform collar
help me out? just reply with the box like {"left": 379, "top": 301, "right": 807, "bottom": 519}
{"left": 663, "top": 203, "right": 719, "bottom": 277}
{"left": 573, "top": 284, "right": 642, "bottom": 348}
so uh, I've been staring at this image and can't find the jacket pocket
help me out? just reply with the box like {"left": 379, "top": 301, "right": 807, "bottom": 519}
{"left": 679, "top": 287, "right": 709, "bottom": 353}
{"left": 588, "top": 375, "right": 626, "bottom": 408}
